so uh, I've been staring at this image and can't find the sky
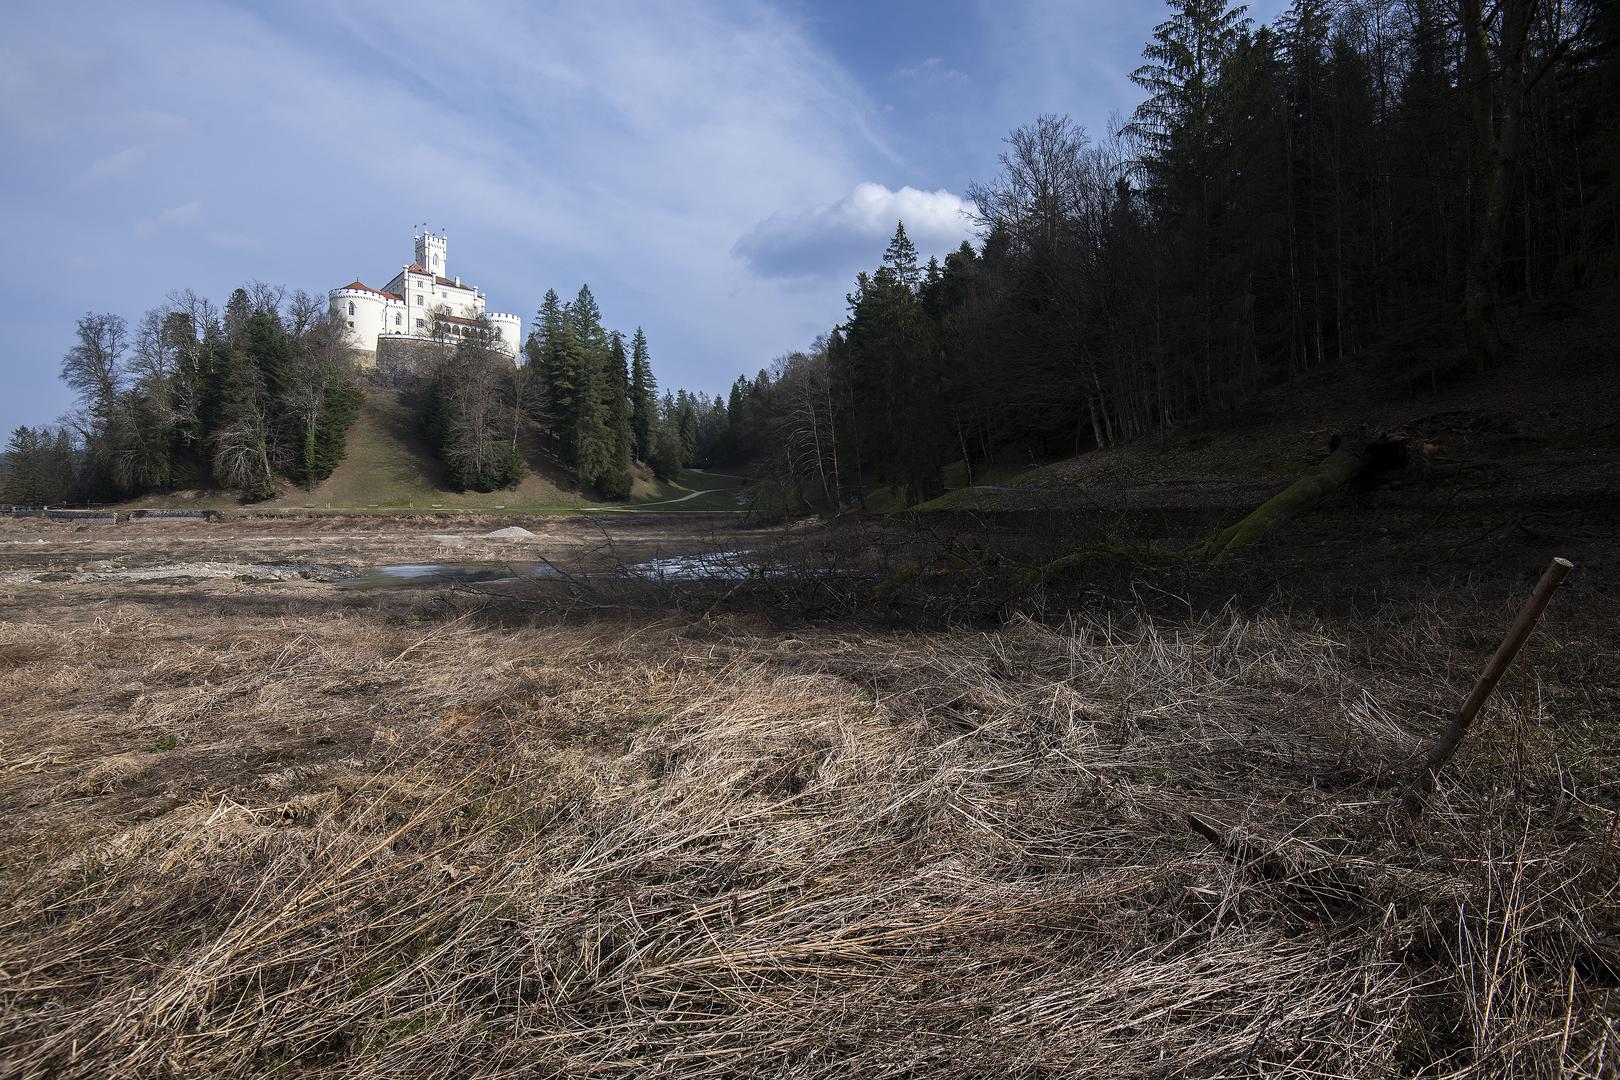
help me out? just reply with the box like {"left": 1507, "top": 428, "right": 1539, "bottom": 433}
{"left": 0, "top": 0, "right": 1286, "bottom": 435}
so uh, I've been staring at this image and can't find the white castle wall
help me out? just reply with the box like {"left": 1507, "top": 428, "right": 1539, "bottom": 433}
{"left": 487, "top": 312, "right": 522, "bottom": 357}
{"left": 331, "top": 232, "right": 523, "bottom": 366}
{"left": 331, "top": 288, "right": 404, "bottom": 363}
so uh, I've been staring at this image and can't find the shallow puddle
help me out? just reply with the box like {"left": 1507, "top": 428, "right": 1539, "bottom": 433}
{"left": 624, "top": 551, "right": 752, "bottom": 581}
{"left": 343, "top": 562, "right": 565, "bottom": 589}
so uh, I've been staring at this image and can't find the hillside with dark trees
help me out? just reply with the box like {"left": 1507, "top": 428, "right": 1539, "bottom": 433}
{"left": 690, "top": 0, "right": 1617, "bottom": 510}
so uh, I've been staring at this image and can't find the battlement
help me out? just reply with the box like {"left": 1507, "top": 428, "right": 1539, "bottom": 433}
{"left": 331, "top": 286, "right": 405, "bottom": 302}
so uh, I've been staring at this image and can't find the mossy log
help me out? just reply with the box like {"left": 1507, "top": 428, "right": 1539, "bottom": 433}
{"left": 1195, "top": 432, "right": 1400, "bottom": 561}
{"left": 1028, "top": 544, "right": 1160, "bottom": 584}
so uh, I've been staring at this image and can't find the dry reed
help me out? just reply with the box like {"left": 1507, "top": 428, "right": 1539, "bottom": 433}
{"left": 0, "top": 579, "right": 1614, "bottom": 1077}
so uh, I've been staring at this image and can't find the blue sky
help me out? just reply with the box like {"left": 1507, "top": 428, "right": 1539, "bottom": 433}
{"left": 0, "top": 0, "right": 1285, "bottom": 435}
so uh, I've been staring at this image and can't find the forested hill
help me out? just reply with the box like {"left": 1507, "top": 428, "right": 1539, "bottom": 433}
{"left": 695, "top": 0, "right": 1618, "bottom": 511}
{"left": 3, "top": 283, "right": 737, "bottom": 509}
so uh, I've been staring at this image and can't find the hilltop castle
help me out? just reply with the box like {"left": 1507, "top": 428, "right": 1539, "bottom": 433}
{"left": 329, "top": 230, "right": 522, "bottom": 365}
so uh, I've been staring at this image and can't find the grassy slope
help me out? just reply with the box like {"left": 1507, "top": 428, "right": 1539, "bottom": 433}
{"left": 122, "top": 387, "right": 746, "bottom": 514}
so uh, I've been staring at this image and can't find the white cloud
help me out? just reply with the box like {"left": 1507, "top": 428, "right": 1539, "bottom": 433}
{"left": 133, "top": 200, "right": 203, "bottom": 237}
{"left": 895, "top": 57, "right": 970, "bottom": 88}
{"left": 733, "top": 182, "right": 975, "bottom": 280}
{"left": 80, "top": 144, "right": 148, "bottom": 184}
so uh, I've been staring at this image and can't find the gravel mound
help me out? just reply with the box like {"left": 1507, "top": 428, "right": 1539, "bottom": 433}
{"left": 481, "top": 526, "right": 536, "bottom": 540}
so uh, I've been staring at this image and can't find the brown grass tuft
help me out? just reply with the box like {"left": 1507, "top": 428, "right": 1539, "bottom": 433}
{"left": 0, "top": 578, "right": 1615, "bottom": 1077}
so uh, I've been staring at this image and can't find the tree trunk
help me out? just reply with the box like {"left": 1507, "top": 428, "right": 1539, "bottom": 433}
{"left": 1461, "top": 0, "right": 1538, "bottom": 366}
{"left": 1194, "top": 432, "right": 1394, "bottom": 561}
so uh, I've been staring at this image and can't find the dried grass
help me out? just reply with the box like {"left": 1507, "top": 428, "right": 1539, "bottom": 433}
{"left": 0, "top": 580, "right": 1615, "bottom": 1077}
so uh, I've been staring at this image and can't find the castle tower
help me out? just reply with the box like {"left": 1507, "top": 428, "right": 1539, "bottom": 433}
{"left": 414, "top": 229, "right": 447, "bottom": 277}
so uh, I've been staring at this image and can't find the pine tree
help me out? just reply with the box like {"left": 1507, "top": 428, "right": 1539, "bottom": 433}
{"left": 3, "top": 426, "right": 78, "bottom": 505}
{"left": 837, "top": 231, "right": 948, "bottom": 502}
{"left": 2, "top": 427, "right": 40, "bottom": 504}
{"left": 649, "top": 407, "right": 684, "bottom": 482}
{"left": 531, "top": 289, "right": 570, "bottom": 451}
{"left": 725, "top": 377, "right": 748, "bottom": 463}
{"left": 629, "top": 327, "right": 658, "bottom": 462}
{"left": 884, "top": 221, "right": 922, "bottom": 290}
{"left": 223, "top": 288, "right": 253, "bottom": 344}
{"left": 568, "top": 285, "right": 613, "bottom": 487}
{"left": 675, "top": 392, "right": 699, "bottom": 467}
{"left": 1128, "top": 0, "right": 1251, "bottom": 202}
{"left": 598, "top": 331, "right": 634, "bottom": 498}
{"left": 1128, "top": 0, "right": 1252, "bottom": 407}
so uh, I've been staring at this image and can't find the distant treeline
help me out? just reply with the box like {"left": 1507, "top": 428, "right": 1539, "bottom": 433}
{"left": 3, "top": 286, "right": 361, "bottom": 505}
{"left": 711, "top": 0, "right": 1619, "bottom": 509}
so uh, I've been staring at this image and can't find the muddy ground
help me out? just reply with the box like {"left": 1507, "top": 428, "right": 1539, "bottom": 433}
{"left": 0, "top": 512, "right": 776, "bottom": 584}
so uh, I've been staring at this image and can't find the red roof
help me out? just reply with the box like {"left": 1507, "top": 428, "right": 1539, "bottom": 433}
{"left": 340, "top": 280, "right": 402, "bottom": 300}
{"left": 434, "top": 312, "right": 481, "bottom": 327}
{"left": 395, "top": 266, "right": 473, "bottom": 291}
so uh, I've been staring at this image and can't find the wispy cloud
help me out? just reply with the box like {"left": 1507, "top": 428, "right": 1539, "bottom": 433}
{"left": 895, "top": 57, "right": 970, "bottom": 88}
{"left": 733, "top": 182, "right": 974, "bottom": 280}
{"left": 79, "top": 144, "right": 148, "bottom": 184}
{"left": 133, "top": 200, "right": 204, "bottom": 237}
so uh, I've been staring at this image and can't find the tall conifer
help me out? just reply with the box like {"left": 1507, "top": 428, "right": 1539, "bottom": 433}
{"left": 629, "top": 327, "right": 657, "bottom": 462}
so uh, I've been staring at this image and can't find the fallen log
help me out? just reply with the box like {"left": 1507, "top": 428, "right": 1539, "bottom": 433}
{"left": 1193, "top": 430, "right": 1404, "bottom": 561}
{"left": 1402, "top": 555, "right": 1573, "bottom": 816}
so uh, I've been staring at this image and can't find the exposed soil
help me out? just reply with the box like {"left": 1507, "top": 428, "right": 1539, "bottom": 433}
{"left": 0, "top": 512, "right": 772, "bottom": 584}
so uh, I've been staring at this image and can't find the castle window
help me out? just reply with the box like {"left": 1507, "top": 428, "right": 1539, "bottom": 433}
{"left": 347, "top": 320, "right": 354, "bottom": 328}
{"left": 415, "top": 294, "right": 422, "bottom": 305}
{"left": 415, "top": 318, "right": 424, "bottom": 329}
{"left": 394, "top": 313, "right": 401, "bottom": 326}
{"left": 347, "top": 301, "right": 355, "bottom": 316}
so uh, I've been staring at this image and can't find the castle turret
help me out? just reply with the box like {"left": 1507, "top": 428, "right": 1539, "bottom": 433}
{"left": 414, "top": 230, "right": 448, "bottom": 278}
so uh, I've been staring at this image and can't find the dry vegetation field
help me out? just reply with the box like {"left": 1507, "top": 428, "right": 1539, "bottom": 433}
{"left": 0, "top": 513, "right": 1616, "bottom": 1077}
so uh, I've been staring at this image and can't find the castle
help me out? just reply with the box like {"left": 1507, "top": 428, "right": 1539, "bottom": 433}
{"left": 329, "top": 230, "right": 523, "bottom": 365}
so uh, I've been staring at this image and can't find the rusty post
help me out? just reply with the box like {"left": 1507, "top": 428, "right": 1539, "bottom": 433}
{"left": 1403, "top": 556, "right": 1573, "bottom": 816}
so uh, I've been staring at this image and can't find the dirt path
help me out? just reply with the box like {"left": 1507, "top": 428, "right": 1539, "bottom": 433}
{"left": 635, "top": 486, "right": 739, "bottom": 507}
